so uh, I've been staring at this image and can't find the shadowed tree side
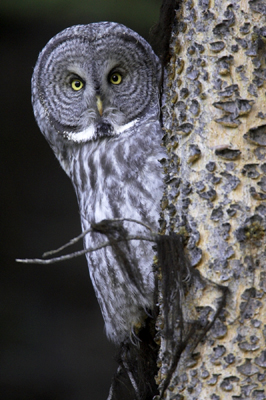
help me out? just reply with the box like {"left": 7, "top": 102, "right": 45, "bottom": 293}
{"left": 155, "top": 1, "right": 266, "bottom": 399}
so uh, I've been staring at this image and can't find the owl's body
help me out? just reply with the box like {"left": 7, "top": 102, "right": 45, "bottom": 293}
{"left": 74, "top": 121, "right": 164, "bottom": 343}
{"left": 32, "top": 22, "right": 165, "bottom": 344}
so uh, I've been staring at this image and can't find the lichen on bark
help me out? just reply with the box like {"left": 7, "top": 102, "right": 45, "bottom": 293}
{"left": 156, "top": 1, "right": 266, "bottom": 399}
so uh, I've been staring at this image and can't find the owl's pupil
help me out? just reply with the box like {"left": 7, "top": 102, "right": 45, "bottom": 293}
{"left": 112, "top": 75, "right": 118, "bottom": 82}
{"left": 74, "top": 81, "right": 81, "bottom": 88}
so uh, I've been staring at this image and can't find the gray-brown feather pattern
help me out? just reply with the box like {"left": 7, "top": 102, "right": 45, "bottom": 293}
{"left": 31, "top": 22, "right": 165, "bottom": 344}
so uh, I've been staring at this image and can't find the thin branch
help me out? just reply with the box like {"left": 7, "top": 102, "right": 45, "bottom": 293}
{"left": 42, "top": 227, "right": 94, "bottom": 257}
{"left": 42, "top": 218, "right": 155, "bottom": 258}
{"left": 109, "top": 218, "right": 155, "bottom": 233}
{"left": 16, "top": 234, "right": 156, "bottom": 265}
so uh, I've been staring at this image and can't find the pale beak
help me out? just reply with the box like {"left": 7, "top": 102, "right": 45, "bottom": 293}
{"left": 96, "top": 96, "right": 103, "bottom": 116}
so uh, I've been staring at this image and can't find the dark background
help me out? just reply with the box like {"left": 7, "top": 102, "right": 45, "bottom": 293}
{"left": 0, "top": 1, "right": 160, "bottom": 399}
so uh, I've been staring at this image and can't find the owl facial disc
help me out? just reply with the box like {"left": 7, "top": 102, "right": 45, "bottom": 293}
{"left": 32, "top": 22, "right": 161, "bottom": 145}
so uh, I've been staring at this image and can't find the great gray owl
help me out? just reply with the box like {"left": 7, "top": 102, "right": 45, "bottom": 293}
{"left": 31, "top": 22, "right": 165, "bottom": 345}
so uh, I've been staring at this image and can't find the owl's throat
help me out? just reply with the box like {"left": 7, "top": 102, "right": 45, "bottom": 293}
{"left": 95, "top": 121, "right": 114, "bottom": 138}
{"left": 62, "top": 117, "right": 138, "bottom": 143}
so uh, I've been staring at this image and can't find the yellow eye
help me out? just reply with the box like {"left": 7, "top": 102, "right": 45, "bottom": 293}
{"left": 109, "top": 73, "right": 122, "bottom": 85}
{"left": 71, "top": 79, "right": 84, "bottom": 91}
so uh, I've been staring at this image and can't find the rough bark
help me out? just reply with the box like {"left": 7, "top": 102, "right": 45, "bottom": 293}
{"left": 156, "top": 1, "right": 266, "bottom": 399}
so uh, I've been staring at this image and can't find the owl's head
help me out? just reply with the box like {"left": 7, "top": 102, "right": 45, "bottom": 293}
{"left": 32, "top": 22, "right": 161, "bottom": 146}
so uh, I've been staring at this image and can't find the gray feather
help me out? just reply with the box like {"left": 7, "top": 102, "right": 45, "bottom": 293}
{"left": 31, "top": 22, "right": 165, "bottom": 344}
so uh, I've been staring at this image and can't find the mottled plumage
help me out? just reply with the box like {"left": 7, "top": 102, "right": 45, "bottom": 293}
{"left": 31, "top": 22, "right": 165, "bottom": 344}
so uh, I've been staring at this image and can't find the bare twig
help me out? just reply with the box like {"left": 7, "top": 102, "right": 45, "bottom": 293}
{"left": 109, "top": 218, "right": 154, "bottom": 233}
{"left": 42, "top": 227, "right": 94, "bottom": 258}
{"left": 16, "top": 234, "right": 156, "bottom": 265}
{"left": 42, "top": 217, "right": 155, "bottom": 258}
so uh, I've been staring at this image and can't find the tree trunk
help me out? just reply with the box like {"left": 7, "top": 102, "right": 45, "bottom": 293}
{"left": 156, "top": 1, "right": 266, "bottom": 399}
